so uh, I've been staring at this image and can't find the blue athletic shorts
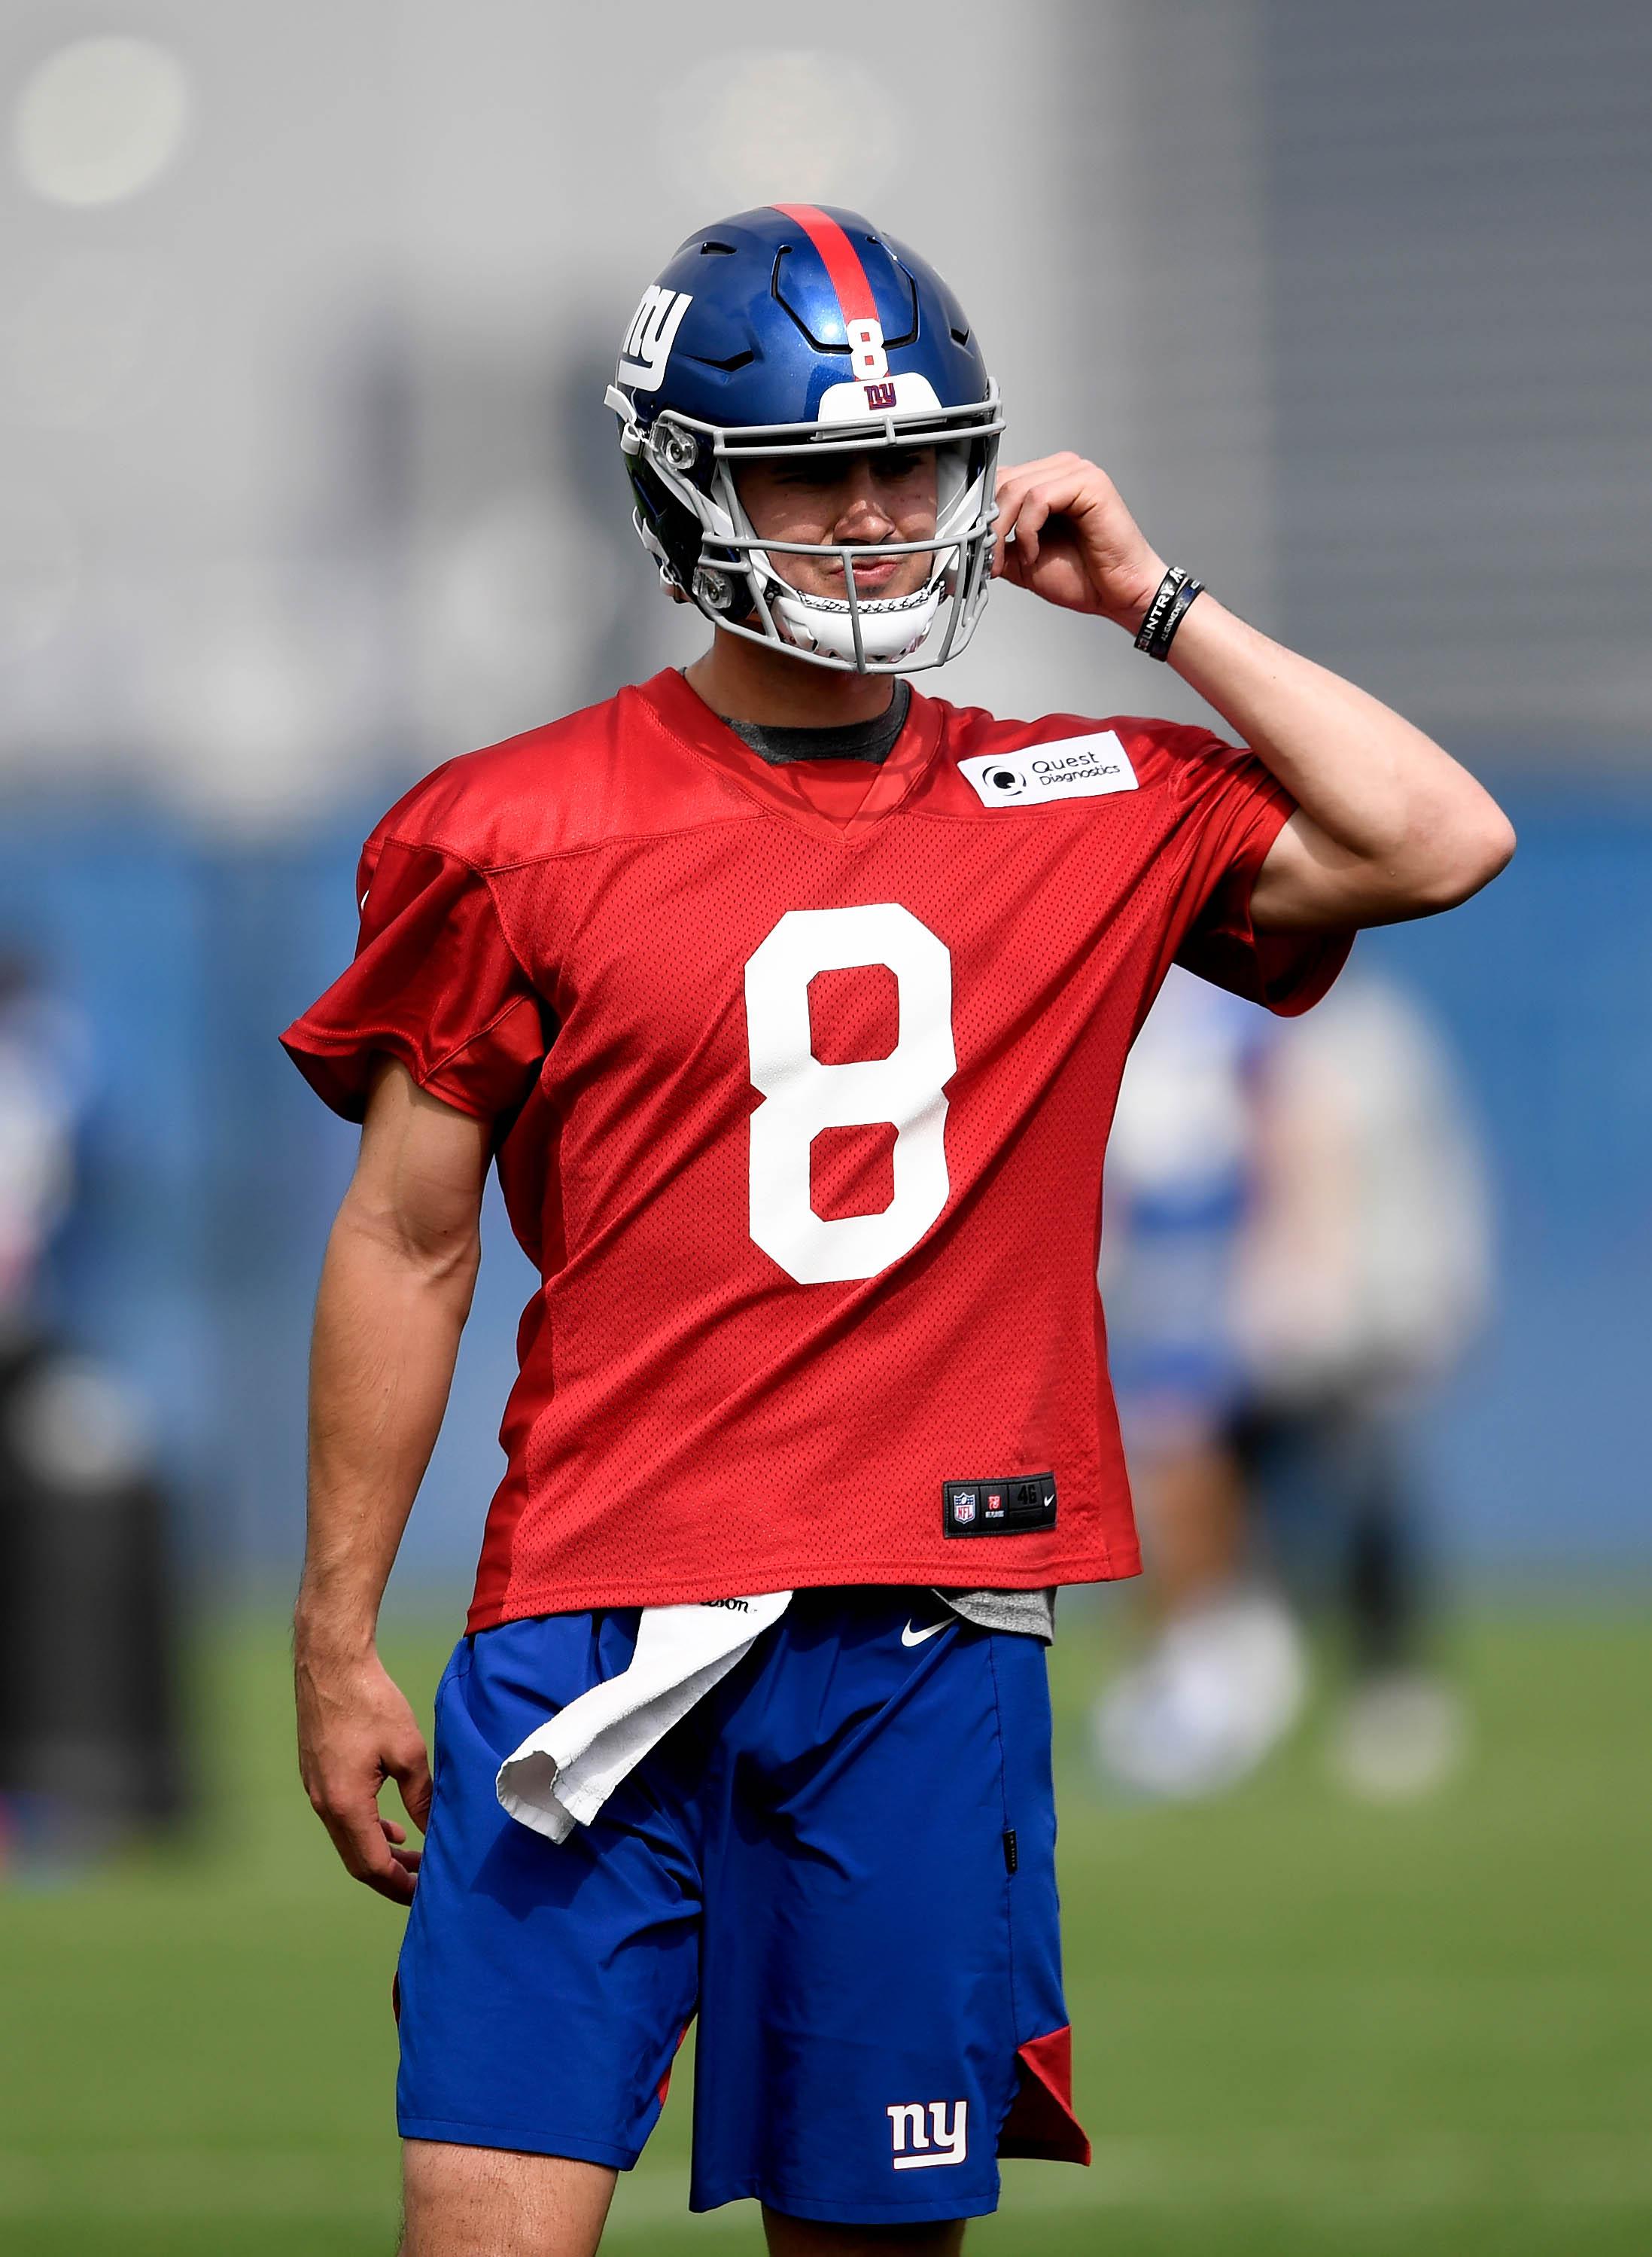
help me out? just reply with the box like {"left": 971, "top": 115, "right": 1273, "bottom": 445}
{"left": 395, "top": 1587, "right": 1089, "bottom": 2225}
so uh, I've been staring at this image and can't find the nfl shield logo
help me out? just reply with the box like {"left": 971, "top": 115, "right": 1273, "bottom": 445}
{"left": 954, "top": 1491, "right": 977, "bottom": 1524}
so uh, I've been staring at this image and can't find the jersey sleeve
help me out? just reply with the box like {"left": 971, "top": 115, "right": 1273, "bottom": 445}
{"left": 1164, "top": 731, "right": 1353, "bottom": 1016}
{"left": 281, "top": 830, "right": 550, "bottom": 1124}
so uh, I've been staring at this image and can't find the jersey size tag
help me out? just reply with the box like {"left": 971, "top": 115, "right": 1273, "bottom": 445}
{"left": 957, "top": 735, "right": 1138, "bottom": 810}
{"left": 944, "top": 1475, "right": 1057, "bottom": 1537}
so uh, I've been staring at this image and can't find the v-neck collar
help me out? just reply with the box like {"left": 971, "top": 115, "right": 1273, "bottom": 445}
{"left": 639, "top": 666, "right": 947, "bottom": 847}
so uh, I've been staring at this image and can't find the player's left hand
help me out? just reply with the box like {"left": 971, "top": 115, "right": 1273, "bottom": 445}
{"left": 992, "top": 454, "right": 1167, "bottom": 632}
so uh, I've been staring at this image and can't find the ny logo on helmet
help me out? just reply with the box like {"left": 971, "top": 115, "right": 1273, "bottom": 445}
{"left": 618, "top": 286, "right": 694, "bottom": 393}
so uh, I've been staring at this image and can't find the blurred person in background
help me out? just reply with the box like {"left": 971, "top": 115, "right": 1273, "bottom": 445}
{"left": 283, "top": 203, "right": 1512, "bottom": 2255}
{"left": 1234, "top": 966, "right": 1492, "bottom": 1797}
{"left": 1092, "top": 967, "right": 1304, "bottom": 1799}
{"left": 0, "top": 951, "right": 184, "bottom": 1872}
{"left": 1094, "top": 965, "right": 1491, "bottom": 1802}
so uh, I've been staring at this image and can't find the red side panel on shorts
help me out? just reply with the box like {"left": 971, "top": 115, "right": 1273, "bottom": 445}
{"left": 999, "top": 2024, "right": 1091, "bottom": 2164}
{"left": 657, "top": 2021, "right": 692, "bottom": 2108}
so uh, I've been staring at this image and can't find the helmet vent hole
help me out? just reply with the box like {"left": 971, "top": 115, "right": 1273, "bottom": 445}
{"left": 699, "top": 239, "right": 737, "bottom": 255}
{"left": 951, "top": 325, "right": 971, "bottom": 345}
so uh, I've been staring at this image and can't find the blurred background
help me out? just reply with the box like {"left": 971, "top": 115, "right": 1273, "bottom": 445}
{"left": 0, "top": 4, "right": 1647, "bottom": 2253}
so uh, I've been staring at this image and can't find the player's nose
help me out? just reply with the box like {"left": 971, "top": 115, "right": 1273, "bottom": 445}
{"left": 832, "top": 462, "right": 897, "bottom": 543}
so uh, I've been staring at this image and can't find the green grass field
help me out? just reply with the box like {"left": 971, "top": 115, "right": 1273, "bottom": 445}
{"left": 2, "top": 1604, "right": 1647, "bottom": 2255}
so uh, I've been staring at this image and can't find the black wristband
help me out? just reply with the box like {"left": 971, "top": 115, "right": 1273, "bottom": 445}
{"left": 1133, "top": 567, "right": 1204, "bottom": 660}
{"left": 1133, "top": 567, "right": 1185, "bottom": 653}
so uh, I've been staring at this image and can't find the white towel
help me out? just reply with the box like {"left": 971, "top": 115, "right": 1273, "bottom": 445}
{"left": 495, "top": 1591, "right": 793, "bottom": 1842}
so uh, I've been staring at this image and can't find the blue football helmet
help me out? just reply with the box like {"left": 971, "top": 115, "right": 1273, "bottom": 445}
{"left": 605, "top": 204, "right": 1003, "bottom": 673}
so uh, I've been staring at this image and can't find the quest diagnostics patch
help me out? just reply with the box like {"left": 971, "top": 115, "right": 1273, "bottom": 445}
{"left": 958, "top": 734, "right": 1138, "bottom": 809}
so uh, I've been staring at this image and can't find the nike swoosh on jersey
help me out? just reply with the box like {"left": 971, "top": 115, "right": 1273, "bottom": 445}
{"left": 902, "top": 1620, "right": 947, "bottom": 1647}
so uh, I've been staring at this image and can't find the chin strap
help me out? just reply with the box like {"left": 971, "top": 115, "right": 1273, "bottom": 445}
{"left": 771, "top": 580, "right": 945, "bottom": 664}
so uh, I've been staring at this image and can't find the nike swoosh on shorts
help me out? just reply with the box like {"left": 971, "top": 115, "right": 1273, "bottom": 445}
{"left": 902, "top": 1621, "right": 947, "bottom": 1648}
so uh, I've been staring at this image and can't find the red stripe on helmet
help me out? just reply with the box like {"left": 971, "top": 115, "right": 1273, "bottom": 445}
{"left": 772, "top": 203, "right": 881, "bottom": 330}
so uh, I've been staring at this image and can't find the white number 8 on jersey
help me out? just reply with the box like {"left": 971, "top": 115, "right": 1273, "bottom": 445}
{"left": 744, "top": 903, "right": 956, "bottom": 1285}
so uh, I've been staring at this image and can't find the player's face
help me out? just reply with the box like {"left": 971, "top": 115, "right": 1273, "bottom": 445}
{"left": 735, "top": 446, "right": 939, "bottom": 602}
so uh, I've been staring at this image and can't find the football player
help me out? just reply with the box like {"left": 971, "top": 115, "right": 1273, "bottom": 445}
{"left": 284, "top": 205, "right": 1512, "bottom": 2256}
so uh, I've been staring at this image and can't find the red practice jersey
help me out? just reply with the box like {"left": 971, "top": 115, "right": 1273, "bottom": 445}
{"left": 284, "top": 669, "right": 1350, "bottom": 1626}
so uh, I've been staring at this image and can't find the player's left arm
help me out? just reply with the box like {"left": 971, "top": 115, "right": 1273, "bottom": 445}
{"left": 993, "top": 454, "right": 1515, "bottom": 928}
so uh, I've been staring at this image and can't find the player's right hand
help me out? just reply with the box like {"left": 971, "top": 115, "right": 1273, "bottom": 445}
{"left": 992, "top": 453, "right": 1166, "bottom": 630}
{"left": 294, "top": 1639, "right": 433, "bottom": 1904}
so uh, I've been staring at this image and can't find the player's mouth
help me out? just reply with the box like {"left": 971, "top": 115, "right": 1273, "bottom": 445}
{"left": 820, "top": 549, "right": 922, "bottom": 595}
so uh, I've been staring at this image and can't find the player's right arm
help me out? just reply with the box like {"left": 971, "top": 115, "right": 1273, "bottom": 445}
{"left": 294, "top": 1055, "right": 491, "bottom": 1903}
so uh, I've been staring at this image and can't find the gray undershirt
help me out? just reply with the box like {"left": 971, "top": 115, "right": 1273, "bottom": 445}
{"left": 722, "top": 678, "right": 914, "bottom": 766}
{"left": 720, "top": 681, "right": 1057, "bottom": 1646}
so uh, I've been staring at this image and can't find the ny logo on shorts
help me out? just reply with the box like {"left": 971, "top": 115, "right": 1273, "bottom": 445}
{"left": 887, "top": 2100, "right": 969, "bottom": 2170}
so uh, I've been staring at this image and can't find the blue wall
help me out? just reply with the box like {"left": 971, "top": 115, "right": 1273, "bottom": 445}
{"left": 4, "top": 779, "right": 1648, "bottom": 1592}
